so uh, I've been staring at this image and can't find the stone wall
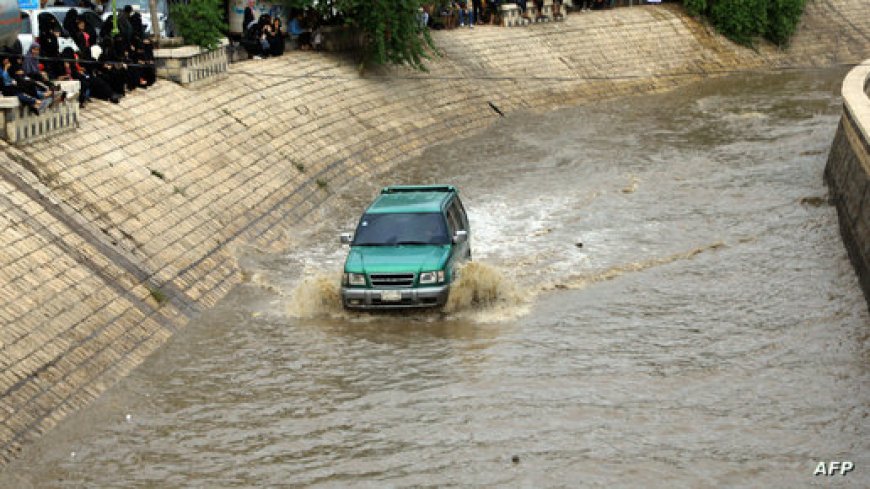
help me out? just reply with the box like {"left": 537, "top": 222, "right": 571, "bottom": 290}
{"left": 825, "top": 61, "right": 870, "bottom": 308}
{"left": 1, "top": 2, "right": 869, "bottom": 463}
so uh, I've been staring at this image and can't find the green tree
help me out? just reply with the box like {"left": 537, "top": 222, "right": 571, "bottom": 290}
{"left": 765, "top": 0, "right": 807, "bottom": 46}
{"left": 171, "top": 0, "right": 225, "bottom": 50}
{"left": 279, "top": 0, "right": 435, "bottom": 71}
{"left": 681, "top": 0, "right": 807, "bottom": 47}
{"left": 337, "top": 0, "right": 435, "bottom": 71}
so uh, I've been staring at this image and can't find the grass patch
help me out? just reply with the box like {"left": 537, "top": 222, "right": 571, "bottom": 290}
{"left": 173, "top": 186, "right": 186, "bottom": 197}
{"left": 147, "top": 284, "right": 168, "bottom": 305}
{"left": 315, "top": 178, "right": 328, "bottom": 189}
{"left": 150, "top": 169, "right": 166, "bottom": 181}
{"left": 294, "top": 161, "right": 305, "bottom": 172}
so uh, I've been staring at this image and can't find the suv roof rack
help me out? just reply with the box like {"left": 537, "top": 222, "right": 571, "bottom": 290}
{"left": 381, "top": 185, "right": 456, "bottom": 194}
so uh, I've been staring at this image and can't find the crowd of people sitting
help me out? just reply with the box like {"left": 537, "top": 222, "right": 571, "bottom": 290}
{"left": 0, "top": 4, "right": 156, "bottom": 114}
{"left": 422, "top": 0, "right": 644, "bottom": 29}
{"left": 421, "top": 1, "right": 565, "bottom": 28}
{"left": 240, "top": 3, "right": 324, "bottom": 59}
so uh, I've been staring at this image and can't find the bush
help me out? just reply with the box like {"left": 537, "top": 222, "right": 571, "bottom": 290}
{"left": 765, "top": 0, "right": 807, "bottom": 46}
{"left": 709, "top": 0, "right": 768, "bottom": 46}
{"left": 683, "top": 0, "right": 707, "bottom": 16}
{"left": 683, "top": 0, "right": 806, "bottom": 47}
{"left": 170, "top": 0, "right": 225, "bottom": 50}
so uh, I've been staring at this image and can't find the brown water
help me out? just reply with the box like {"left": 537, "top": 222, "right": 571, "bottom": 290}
{"left": 2, "top": 68, "right": 868, "bottom": 487}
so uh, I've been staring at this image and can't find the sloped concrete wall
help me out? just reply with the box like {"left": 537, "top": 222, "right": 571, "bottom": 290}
{"left": 2, "top": 2, "right": 869, "bottom": 463}
{"left": 825, "top": 61, "right": 870, "bottom": 308}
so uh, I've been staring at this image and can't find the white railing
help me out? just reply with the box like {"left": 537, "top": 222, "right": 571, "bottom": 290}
{"left": 154, "top": 39, "right": 230, "bottom": 86}
{"left": 500, "top": 0, "right": 562, "bottom": 27}
{"left": 842, "top": 60, "right": 870, "bottom": 146}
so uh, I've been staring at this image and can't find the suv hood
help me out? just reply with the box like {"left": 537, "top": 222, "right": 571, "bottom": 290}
{"left": 345, "top": 245, "right": 451, "bottom": 274}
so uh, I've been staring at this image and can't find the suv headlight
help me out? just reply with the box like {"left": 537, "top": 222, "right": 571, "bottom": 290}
{"left": 419, "top": 271, "right": 445, "bottom": 284}
{"left": 343, "top": 273, "right": 366, "bottom": 286}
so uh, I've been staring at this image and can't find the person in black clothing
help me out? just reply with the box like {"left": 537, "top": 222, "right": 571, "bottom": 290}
{"left": 258, "top": 14, "right": 273, "bottom": 55}
{"left": 267, "top": 17, "right": 284, "bottom": 57}
{"left": 40, "top": 26, "right": 63, "bottom": 79}
{"left": 130, "top": 11, "right": 145, "bottom": 39}
{"left": 63, "top": 8, "right": 78, "bottom": 37}
{"left": 110, "top": 34, "right": 142, "bottom": 92}
{"left": 95, "top": 37, "right": 127, "bottom": 96}
{"left": 471, "top": 0, "right": 483, "bottom": 24}
{"left": 57, "top": 47, "right": 91, "bottom": 107}
{"left": 243, "top": 0, "right": 256, "bottom": 31}
{"left": 241, "top": 13, "right": 271, "bottom": 58}
{"left": 137, "top": 38, "right": 156, "bottom": 86}
{"left": 72, "top": 18, "right": 93, "bottom": 60}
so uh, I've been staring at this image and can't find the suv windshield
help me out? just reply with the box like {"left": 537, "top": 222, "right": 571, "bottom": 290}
{"left": 353, "top": 213, "right": 450, "bottom": 246}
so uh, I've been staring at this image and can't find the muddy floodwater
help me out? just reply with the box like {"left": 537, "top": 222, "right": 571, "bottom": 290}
{"left": 2, "top": 68, "right": 868, "bottom": 487}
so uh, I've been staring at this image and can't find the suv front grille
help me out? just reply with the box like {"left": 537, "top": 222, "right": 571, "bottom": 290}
{"left": 369, "top": 273, "right": 415, "bottom": 287}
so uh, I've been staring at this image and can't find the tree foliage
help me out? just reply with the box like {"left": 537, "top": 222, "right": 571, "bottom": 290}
{"left": 681, "top": 0, "right": 807, "bottom": 47}
{"left": 280, "top": 0, "right": 435, "bottom": 71}
{"left": 171, "top": 0, "right": 225, "bottom": 50}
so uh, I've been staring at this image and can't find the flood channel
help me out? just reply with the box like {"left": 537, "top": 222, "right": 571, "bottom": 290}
{"left": 1, "top": 68, "right": 868, "bottom": 487}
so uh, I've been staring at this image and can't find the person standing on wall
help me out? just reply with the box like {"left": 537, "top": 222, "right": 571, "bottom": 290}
{"left": 552, "top": 0, "right": 563, "bottom": 19}
{"left": 243, "top": 0, "right": 256, "bottom": 31}
{"left": 471, "top": 0, "right": 483, "bottom": 25}
{"left": 456, "top": 1, "right": 472, "bottom": 28}
{"left": 515, "top": 0, "right": 528, "bottom": 20}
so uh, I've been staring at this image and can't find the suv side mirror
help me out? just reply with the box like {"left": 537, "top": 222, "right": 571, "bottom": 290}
{"left": 340, "top": 232, "right": 353, "bottom": 244}
{"left": 453, "top": 230, "right": 467, "bottom": 244}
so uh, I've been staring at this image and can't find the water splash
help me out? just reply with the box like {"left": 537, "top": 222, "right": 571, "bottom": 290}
{"left": 443, "top": 262, "right": 524, "bottom": 312}
{"left": 281, "top": 243, "right": 725, "bottom": 321}
{"left": 282, "top": 262, "right": 529, "bottom": 322}
{"left": 286, "top": 274, "right": 344, "bottom": 318}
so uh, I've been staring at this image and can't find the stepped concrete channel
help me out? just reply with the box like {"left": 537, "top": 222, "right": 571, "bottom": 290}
{"left": 0, "top": 2, "right": 868, "bottom": 464}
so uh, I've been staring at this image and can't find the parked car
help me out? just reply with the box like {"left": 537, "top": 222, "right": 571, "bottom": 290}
{"left": 340, "top": 185, "right": 472, "bottom": 309}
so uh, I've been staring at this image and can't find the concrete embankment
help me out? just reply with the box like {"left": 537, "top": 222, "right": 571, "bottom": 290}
{"left": 825, "top": 61, "right": 870, "bottom": 309}
{"left": 1, "top": 2, "right": 869, "bottom": 463}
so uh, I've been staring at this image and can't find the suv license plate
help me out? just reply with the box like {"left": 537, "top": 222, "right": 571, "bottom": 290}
{"left": 380, "top": 291, "right": 402, "bottom": 302}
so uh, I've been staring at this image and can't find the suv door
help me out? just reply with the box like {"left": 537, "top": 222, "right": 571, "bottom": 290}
{"left": 447, "top": 198, "right": 471, "bottom": 261}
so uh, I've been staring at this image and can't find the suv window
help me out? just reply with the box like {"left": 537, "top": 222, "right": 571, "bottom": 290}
{"left": 353, "top": 213, "right": 450, "bottom": 246}
{"left": 456, "top": 198, "right": 469, "bottom": 230}
{"left": 447, "top": 199, "right": 466, "bottom": 232}
{"left": 446, "top": 206, "right": 460, "bottom": 235}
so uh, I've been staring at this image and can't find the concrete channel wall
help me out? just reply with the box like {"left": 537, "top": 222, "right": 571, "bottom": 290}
{"left": 825, "top": 61, "right": 870, "bottom": 309}
{"left": 1, "top": 2, "right": 869, "bottom": 463}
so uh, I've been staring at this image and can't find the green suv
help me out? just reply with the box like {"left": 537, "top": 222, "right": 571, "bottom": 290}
{"left": 340, "top": 185, "right": 472, "bottom": 309}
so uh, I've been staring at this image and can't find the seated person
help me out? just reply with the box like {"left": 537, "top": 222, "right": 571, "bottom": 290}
{"left": 288, "top": 13, "right": 312, "bottom": 50}
{"left": 267, "top": 17, "right": 285, "bottom": 57}
{"left": 22, "top": 43, "right": 51, "bottom": 85}
{"left": 2, "top": 56, "right": 54, "bottom": 114}
{"left": 241, "top": 14, "right": 271, "bottom": 58}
